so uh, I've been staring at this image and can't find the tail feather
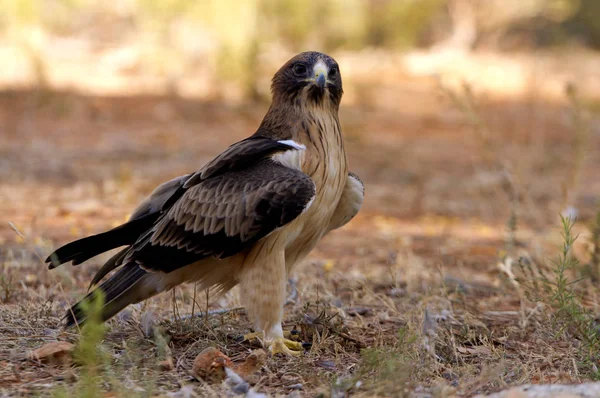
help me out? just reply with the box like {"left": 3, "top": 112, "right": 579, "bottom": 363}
{"left": 46, "top": 216, "right": 155, "bottom": 269}
{"left": 88, "top": 247, "right": 129, "bottom": 290}
{"left": 65, "top": 263, "right": 148, "bottom": 327}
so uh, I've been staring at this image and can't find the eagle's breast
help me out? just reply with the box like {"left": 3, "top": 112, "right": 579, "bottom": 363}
{"left": 275, "top": 106, "right": 347, "bottom": 268}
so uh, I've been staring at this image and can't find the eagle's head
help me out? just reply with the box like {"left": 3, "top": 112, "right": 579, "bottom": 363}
{"left": 271, "top": 51, "right": 343, "bottom": 108}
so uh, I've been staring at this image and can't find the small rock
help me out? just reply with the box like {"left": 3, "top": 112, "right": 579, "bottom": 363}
{"left": 191, "top": 347, "right": 233, "bottom": 383}
{"left": 28, "top": 341, "right": 74, "bottom": 365}
{"left": 475, "top": 382, "right": 600, "bottom": 397}
{"left": 225, "top": 367, "right": 250, "bottom": 394}
{"left": 167, "top": 385, "right": 198, "bottom": 398}
{"left": 316, "top": 359, "right": 336, "bottom": 370}
{"left": 223, "top": 367, "right": 268, "bottom": 397}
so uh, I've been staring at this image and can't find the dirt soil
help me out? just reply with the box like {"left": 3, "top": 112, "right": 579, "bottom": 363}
{"left": 1, "top": 55, "right": 599, "bottom": 396}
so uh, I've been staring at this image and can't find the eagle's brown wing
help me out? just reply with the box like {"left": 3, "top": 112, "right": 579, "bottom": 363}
{"left": 326, "top": 171, "right": 364, "bottom": 233}
{"left": 130, "top": 173, "right": 192, "bottom": 220}
{"left": 125, "top": 159, "right": 315, "bottom": 273}
{"left": 55, "top": 138, "right": 314, "bottom": 327}
{"left": 45, "top": 136, "right": 304, "bottom": 271}
{"left": 160, "top": 136, "right": 301, "bottom": 210}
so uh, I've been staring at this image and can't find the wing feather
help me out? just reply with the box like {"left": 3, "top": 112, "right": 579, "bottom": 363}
{"left": 326, "top": 171, "right": 364, "bottom": 233}
{"left": 124, "top": 160, "right": 315, "bottom": 273}
{"left": 183, "top": 137, "right": 302, "bottom": 188}
{"left": 49, "top": 135, "right": 311, "bottom": 290}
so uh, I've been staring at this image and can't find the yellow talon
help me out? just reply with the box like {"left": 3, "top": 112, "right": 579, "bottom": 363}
{"left": 269, "top": 337, "right": 303, "bottom": 356}
{"left": 241, "top": 332, "right": 306, "bottom": 356}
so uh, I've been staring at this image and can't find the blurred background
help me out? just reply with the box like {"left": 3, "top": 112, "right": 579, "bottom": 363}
{"left": 1, "top": 0, "right": 600, "bottom": 99}
{"left": 1, "top": 0, "right": 599, "bottom": 272}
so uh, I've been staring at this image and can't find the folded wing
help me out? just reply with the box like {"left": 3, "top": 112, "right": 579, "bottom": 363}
{"left": 125, "top": 160, "right": 316, "bottom": 273}
{"left": 326, "top": 171, "right": 364, "bottom": 233}
{"left": 45, "top": 136, "right": 310, "bottom": 274}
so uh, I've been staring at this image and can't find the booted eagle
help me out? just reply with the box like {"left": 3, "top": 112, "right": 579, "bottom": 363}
{"left": 46, "top": 51, "right": 364, "bottom": 355}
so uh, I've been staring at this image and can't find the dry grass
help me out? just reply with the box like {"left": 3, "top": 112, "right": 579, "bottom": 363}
{"left": 1, "top": 51, "right": 600, "bottom": 397}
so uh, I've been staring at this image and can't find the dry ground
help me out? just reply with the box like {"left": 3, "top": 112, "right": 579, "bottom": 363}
{"left": 1, "top": 52, "right": 600, "bottom": 397}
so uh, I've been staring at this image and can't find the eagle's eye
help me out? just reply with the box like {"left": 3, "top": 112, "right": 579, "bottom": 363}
{"left": 292, "top": 64, "right": 308, "bottom": 76}
{"left": 329, "top": 66, "right": 338, "bottom": 78}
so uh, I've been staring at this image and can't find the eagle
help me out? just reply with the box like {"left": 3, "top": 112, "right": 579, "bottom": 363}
{"left": 46, "top": 51, "right": 364, "bottom": 355}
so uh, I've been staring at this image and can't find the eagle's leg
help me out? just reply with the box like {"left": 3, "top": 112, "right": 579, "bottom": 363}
{"left": 239, "top": 246, "right": 303, "bottom": 356}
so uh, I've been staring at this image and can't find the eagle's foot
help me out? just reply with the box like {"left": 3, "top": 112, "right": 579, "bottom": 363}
{"left": 242, "top": 332, "right": 263, "bottom": 342}
{"left": 241, "top": 330, "right": 309, "bottom": 355}
{"left": 268, "top": 337, "right": 303, "bottom": 356}
{"left": 283, "top": 329, "right": 300, "bottom": 340}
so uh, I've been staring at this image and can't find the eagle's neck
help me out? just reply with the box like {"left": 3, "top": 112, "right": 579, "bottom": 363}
{"left": 296, "top": 103, "right": 347, "bottom": 181}
{"left": 297, "top": 105, "right": 342, "bottom": 146}
{"left": 259, "top": 95, "right": 341, "bottom": 141}
{"left": 259, "top": 100, "right": 346, "bottom": 183}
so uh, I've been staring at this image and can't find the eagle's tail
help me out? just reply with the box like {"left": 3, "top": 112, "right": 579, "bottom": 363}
{"left": 65, "top": 263, "right": 151, "bottom": 327}
{"left": 45, "top": 216, "right": 155, "bottom": 269}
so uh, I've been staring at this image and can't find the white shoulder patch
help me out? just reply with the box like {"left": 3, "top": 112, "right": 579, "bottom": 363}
{"left": 278, "top": 140, "right": 306, "bottom": 150}
{"left": 272, "top": 140, "right": 306, "bottom": 170}
{"left": 272, "top": 150, "right": 303, "bottom": 171}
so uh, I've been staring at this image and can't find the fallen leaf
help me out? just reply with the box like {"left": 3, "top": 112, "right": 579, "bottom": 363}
{"left": 191, "top": 347, "right": 233, "bottom": 383}
{"left": 28, "top": 341, "right": 74, "bottom": 365}
{"left": 233, "top": 349, "right": 266, "bottom": 382}
{"left": 456, "top": 346, "right": 491, "bottom": 356}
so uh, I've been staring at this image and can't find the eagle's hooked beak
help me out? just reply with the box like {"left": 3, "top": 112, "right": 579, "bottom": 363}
{"left": 313, "top": 61, "right": 328, "bottom": 89}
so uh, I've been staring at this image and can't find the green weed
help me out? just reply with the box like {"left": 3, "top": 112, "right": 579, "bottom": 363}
{"left": 543, "top": 216, "right": 600, "bottom": 379}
